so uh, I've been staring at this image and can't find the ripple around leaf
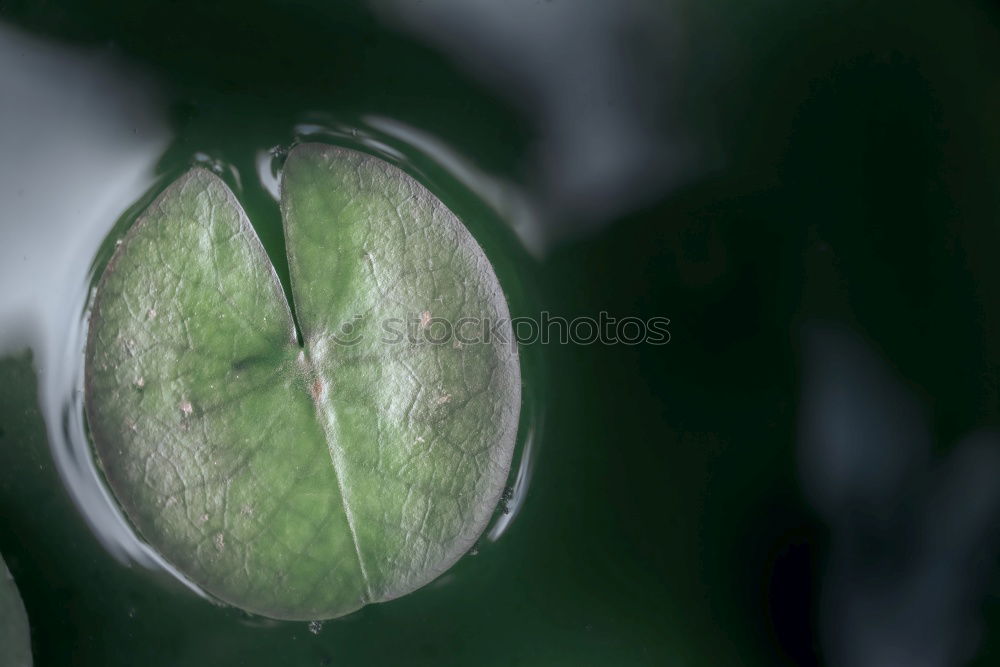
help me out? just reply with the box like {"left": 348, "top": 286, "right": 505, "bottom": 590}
{"left": 85, "top": 144, "right": 520, "bottom": 620}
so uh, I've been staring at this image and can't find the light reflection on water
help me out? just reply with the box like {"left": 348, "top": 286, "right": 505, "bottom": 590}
{"left": 0, "top": 23, "right": 540, "bottom": 603}
{"left": 486, "top": 425, "right": 535, "bottom": 542}
{"left": 371, "top": 0, "right": 711, "bottom": 249}
{"left": 0, "top": 22, "right": 194, "bottom": 579}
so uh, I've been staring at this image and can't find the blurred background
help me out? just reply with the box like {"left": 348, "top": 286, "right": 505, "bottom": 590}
{"left": 1, "top": 0, "right": 1000, "bottom": 664}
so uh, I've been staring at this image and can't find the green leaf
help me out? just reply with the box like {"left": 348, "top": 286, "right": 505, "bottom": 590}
{"left": 0, "top": 554, "right": 31, "bottom": 667}
{"left": 85, "top": 144, "right": 520, "bottom": 620}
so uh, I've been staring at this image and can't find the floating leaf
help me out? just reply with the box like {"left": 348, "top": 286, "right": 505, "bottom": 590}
{"left": 85, "top": 144, "right": 520, "bottom": 620}
{"left": 0, "top": 554, "right": 31, "bottom": 666}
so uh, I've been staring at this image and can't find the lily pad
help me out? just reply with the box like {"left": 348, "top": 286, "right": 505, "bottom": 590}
{"left": 0, "top": 554, "right": 31, "bottom": 666}
{"left": 85, "top": 144, "right": 520, "bottom": 620}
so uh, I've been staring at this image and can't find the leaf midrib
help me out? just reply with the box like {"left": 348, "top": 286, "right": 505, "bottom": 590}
{"left": 293, "top": 345, "right": 373, "bottom": 602}
{"left": 219, "top": 161, "right": 375, "bottom": 604}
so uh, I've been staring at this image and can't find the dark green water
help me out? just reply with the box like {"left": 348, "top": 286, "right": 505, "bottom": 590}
{"left": 2, "top": 1, "right": 1000, "bottom": 665}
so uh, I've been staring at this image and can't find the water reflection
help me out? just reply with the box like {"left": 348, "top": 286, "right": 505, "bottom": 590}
{"left": 486, "top": 425, "right": 535, "bottom": 542}
{"left": 799, "top": 324, "right": 1000, "bottom": 667}
{"left": 0, "top": 24, "right": 192, "bottom": 576}
{"left": 372, "top": 0, "right": 711, "bottom": 250}
{"left": 254, "top": 148, "right": 281, "bottom": 202}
